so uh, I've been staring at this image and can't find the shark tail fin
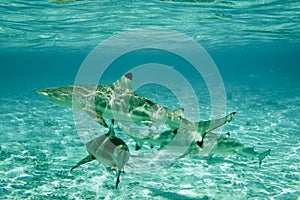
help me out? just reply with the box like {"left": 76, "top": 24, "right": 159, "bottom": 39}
{"left": 258, "top": 149, "right": 271, "bottom": 167}
{"left": 197, "top": 112, "right": 236, "bottom": 137}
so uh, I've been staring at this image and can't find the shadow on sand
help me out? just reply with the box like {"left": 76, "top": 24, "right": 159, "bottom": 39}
{"left": 145, "top": 187, "right": 210, "bottom": 200}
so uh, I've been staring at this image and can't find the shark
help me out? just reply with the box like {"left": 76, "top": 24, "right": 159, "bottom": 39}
{"left": 70, "top": 120, "right": 130, "bottom": 189}
{"left": 38, "top": 73, "right": 236, "bottom": 148}
{"left": 181, "top": 131, "right": 271, "bottom": 167}
{"left": 117, "top": 122, "right": 177, "bottom": 150}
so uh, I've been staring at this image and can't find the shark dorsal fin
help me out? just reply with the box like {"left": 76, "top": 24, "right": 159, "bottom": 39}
{"left": 174, "top": 108, "right": 184, "bottom": 117}
{"left": 107, "top": 120, "right": 115, "bottom": 137}
{"left": 111, "top": 73, "right": 133, "bottom": 92}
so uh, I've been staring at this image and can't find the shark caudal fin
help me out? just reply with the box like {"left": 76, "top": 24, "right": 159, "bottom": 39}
{"left": 196, "top": 112, "right": 236, "bottom": 137}
{"left": 258, "top": 149, "right": 271, "bottom": 167}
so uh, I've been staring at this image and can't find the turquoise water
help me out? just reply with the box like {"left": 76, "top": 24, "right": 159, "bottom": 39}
{"left": 1, "top": 0, "right": 300, "bottom": 199}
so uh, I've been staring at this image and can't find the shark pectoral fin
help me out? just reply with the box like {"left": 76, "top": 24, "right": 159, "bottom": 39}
{"left": 85, "top": 109, "right": 108, "bottom": 127}
{"left": 70, "top": 154, "right": 96, "bottom": 171}
{"left": 258, "top": 149, "right": 271, "bottom": 167}
{"left": 96, "top": 116, "right": 108, "bottom": 128}
{"left": 116, "top": 170, "right": 122, "bottom": 189}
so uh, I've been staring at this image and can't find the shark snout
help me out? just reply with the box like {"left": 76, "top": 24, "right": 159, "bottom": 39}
{"left": 37, "top": 86, "right": 74, "bottom": 108}
{"left": 37, "top": 90, "right": 49, "bottom": 96}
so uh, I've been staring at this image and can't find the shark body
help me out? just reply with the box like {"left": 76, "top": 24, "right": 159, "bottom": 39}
{"left": 117, "top": 122, "right": 177, "bottom": 150}
{"left": 182, "top": 132, "right": 271, "bottom": 166}
{"left": 70, "top": 120, "right": 129, "bottom": 189}
{"left": 38, "top": 73, "right": 236, "bottom": 148}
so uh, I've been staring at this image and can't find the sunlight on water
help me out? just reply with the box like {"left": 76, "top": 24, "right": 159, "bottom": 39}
{"left": 0, "top": 86, "right": 299, "bottom": 199}
{"left": 0, "top": 0, "right": 299, "bottom": 199}
{"left": 0, "top": 0, "right": 299, "bottom": 52}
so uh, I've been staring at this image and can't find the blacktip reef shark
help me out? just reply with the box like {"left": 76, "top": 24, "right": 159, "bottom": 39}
{"left": 118, "top": 122, "right": 270, "bottom": 167}
{"left": 70, "top": 120, "right": 130, "bottom": 189}
{"left": 182, "top": 132, "right": 271, "bottom": 167}
{"left": 37, "top": 73, "right": 236, "bottom": 149}
{"left": 117, "top": 122, "right": 177, "bottom": 150}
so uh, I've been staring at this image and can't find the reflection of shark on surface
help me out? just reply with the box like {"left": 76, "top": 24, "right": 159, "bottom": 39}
{"left": 70, "top": 120, "right": 130, "bottom": 189}
{"left": 38, "top": 73, "right": 236, "bottom": 148}
{"left": 182, "top": 132, "right": 271, "bottom": 167}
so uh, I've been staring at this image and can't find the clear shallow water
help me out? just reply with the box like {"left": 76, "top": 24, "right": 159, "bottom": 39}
{"left": 0, "top": 0, "right": 300, "bottom": 199}
{"left": 0, "top": 86, "right": 299, "bottom": 199}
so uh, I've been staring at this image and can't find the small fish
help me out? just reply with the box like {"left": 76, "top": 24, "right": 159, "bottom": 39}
{"left": 70, "top": 120, "right": 130, "bottom": 189}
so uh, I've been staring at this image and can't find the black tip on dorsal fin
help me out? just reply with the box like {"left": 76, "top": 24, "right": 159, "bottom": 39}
{"left": 125, "top": 73, "right": 132, "bottom": 80}
{"left": 173, "top": 129, "right": 178, "bottom": 134}
{"left": 226, "top": 132, "right": 230, "bottom": 136}
{"left": 135, "top": 145, "right": 141, "bottom": 151}
{"left": 112, "top": 119, "right": 115, "bottom": 125}
{"left": 196, "top": 140, "right": 204, "bottom": 148}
